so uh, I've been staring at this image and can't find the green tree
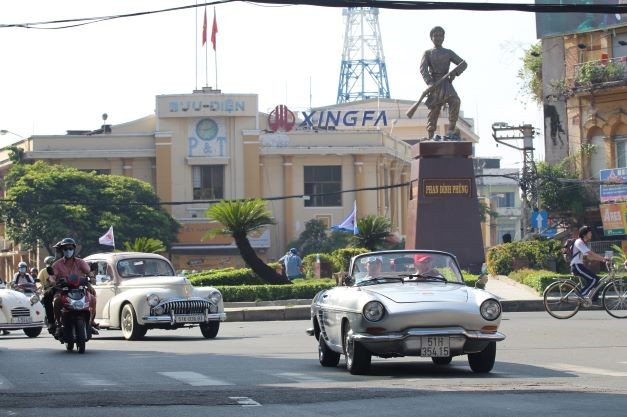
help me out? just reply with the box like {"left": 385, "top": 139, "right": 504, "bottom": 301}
{"left": 352, "top": 215, "right": 392, "bottom": 251}
{"left": 537, "top": 160, "right": 590, "bottom": 227}
{"left": 517, "top": 42, "right": 542, "bottom": 104}
{"left": 204, "top": 199, "right": 287, "bottom": 285}
{"left": 0, "top": 161, "right": 179, "bottom": 255}
{"left": 287, "top": 219, "right": 352, "bottom": 256}
{"left": 123, "top": 237, "right": 166, "bottom": 253}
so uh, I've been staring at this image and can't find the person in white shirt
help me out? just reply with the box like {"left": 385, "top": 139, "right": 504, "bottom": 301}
{"left": 570, "top": 225, "right": 610, "bottom": 297}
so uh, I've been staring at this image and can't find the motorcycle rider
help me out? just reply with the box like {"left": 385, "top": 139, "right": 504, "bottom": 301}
{"left": 11, "top": 261, "right": 35, "bottom": 289}
{"left": 38, "top": 256, "right": 57, "bottom": 333}
{"left": 48, "top": 238, "right": 99, "bottom": 336}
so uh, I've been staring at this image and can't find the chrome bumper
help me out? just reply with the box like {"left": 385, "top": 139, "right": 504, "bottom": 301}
{"left": 141, "top": 312, "right": 226, "bottom": 324}
{"left": 350, "top": 326, "right": 505, "bottom": 356}
{"left": 0, "top": 321, "right": 45, "bottom": 330}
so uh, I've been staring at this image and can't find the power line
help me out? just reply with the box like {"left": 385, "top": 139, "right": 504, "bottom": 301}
{"left": 1, "top": 1, "right": 624, "bottom": 29}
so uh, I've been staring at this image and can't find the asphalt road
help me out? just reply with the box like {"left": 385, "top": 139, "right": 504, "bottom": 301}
{"left": 1, "top": 311, "right": 626, "bottom": 416}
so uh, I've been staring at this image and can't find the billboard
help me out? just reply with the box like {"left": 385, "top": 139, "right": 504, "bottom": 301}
{"left": 536, "top": 0, "right": 626, "bottom": 38}
{"left": 600, "top": 203, "right": 627, "bottom": 236}
{"left": 600, "top": 168, "right": 627, "bottom": 202}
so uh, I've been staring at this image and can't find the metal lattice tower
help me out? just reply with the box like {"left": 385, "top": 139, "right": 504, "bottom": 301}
{"left": 336, "top": 7, "right": 390, "bottom": 104}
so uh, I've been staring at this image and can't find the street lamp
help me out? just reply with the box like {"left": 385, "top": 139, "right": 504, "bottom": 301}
{"left": 0, "top": 129, "right": 25, "bottom": 139}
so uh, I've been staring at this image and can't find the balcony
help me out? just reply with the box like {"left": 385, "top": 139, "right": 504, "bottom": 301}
{"left": 573, "top": 56, "right": 627, "bottom": 91}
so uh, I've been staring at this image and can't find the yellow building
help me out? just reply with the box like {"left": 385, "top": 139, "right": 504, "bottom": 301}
{"left": 0, "top": 88, "right": 478, "bottom": 272}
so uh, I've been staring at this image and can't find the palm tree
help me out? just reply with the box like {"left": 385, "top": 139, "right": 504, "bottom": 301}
{"left": 353, "top": 215, "right": 392, "bottom": 251}
{"left": 123, "top": 237, "right": 166, "bottom": 253}
{"left": 204, "top": 199, "right": 288, "bottom": 284}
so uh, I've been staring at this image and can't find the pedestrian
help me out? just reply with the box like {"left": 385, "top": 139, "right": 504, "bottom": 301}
{"left": 570, "top": 225, "right": 610, "bottom": 297}
{"left": 278, "top": 248, "right": 304, "bottom": 280}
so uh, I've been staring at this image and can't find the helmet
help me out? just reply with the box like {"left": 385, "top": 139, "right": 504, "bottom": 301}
{"left": 30, "top": 267, "right": 38, "bottom": 274}
{"left": 54, "top": 237, "right": 77, "bottom": 249}
{"left": 44, "top": 256, "right": 55, "bottom": 266}
{"left": 289, "top": 248, "right": 298, "bottom": 254}
{"left": 18, "top": 261, "right": 28, "bottom": 268}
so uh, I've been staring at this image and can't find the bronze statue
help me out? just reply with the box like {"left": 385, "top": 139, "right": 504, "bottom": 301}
{"left": 418, "top": 26, "right": 467, "bottom": 140}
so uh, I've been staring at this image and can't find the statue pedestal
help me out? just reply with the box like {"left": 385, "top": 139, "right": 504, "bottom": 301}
{"left": 405, "top": 141, "right": 485, "bottom": 273}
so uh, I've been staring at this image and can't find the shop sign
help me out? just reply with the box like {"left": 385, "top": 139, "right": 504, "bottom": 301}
{"left": 422, "top": 179, "right": 472, "bottom": 197}
{"left": 600, "top": 168, "right": 627, "bottom": 203}
{"left": 600, "top": 203, "right": 627, "bottom": 236}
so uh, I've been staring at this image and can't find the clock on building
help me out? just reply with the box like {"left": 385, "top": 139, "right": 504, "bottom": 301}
{"left": 195, "top": 118, "right": 218, "bottom": 141}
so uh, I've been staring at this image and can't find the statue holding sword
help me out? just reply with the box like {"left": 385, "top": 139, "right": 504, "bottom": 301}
{"left": 407, "top": 26, "right": 467, "bottom": 140}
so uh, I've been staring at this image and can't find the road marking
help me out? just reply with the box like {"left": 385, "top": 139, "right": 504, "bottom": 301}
{"left": 549, "top": 363, "right": 627, "bottom": 377}
{"left": 229, "top": 396, "right": 261, "bottom": 407}
{"left": 158, "top": 371, "right": 233, "bottom": 386}
{"left": 0, "top": 374, "right": 13, "bottom": 390}
{"left": 275, "top": 372, "right": 332, "bottom": 383}
{"left": 63, "top": 373, "right": 116, "bottom": 386}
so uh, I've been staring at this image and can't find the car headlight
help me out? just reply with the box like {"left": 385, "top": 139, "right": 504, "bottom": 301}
{"left": 208, "top": 290, "right": 222, "bottom": 304}
{"left": 480, "top": 299, "right": 501, "bottom": 321}
{"left": 363, "top": 301, "right": 385, "bottom": 322}
{"left": 146, "top": 294, "right": 160, "bottom": 307}
{"left": 153, "top": 305, "right": 165, "bottom": 315}
{"left": 30, "top": 294, "right": 40, "bottom": 305}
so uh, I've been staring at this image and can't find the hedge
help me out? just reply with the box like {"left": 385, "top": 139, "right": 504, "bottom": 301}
{"left": 508, "top": 268, "right": 571, "bottom": 293}
{"left": 332, "top": 247, "right": 370, "bottom": 272}
{"left": 486, "top": 239, "right": 563, "bottom": 276}
{"left": 213, "top": 274, "right": 485, "bottom": 302}
{"left": 188, "top": 268, "right": 266, "bottom": 286}
{"left": 302, "top": 253, "right": 336, "bottom": 278}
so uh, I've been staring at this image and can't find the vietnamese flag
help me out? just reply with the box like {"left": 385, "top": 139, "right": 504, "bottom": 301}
{"left": 211, "top": 8, "right": 218, "bottom": 51}
{"left": 201, "top": 8, "right": 207, "bottom": 47}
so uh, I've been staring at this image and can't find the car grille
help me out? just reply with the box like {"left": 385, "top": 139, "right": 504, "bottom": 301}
{"left": 11, "top": 307, "right": 30, "bottom": 317}
{"left": 153, "top": 299, "right": 212, "bottom": 315}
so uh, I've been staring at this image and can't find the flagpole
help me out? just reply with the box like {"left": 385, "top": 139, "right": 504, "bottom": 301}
{"left": 214, "top": 47, "right": 218, "bottom": 89}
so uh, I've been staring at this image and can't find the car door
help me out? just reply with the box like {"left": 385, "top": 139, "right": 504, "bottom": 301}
{"left": 93, "top": 260, "right": 116, "bottom": 321}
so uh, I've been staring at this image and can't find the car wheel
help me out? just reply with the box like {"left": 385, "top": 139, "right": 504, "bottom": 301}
{"left": 343, "top": 323, "right": 371, "bottom": 375}
{"left": 468, "top": 341, "right": 496, "bottom": 373}
{"left": 200, "top": 321, "right": 220, "bottom": 339}
{"left": 432, "top": 356, "right": 453, "bottom": 365}
{"left": 23, "top": 327, "right": 42, "bottom": 338}
{"left": 121, "top": 304, "right": 146, "bottom": 341}
{"left": 75, "top": 317, "right": 87, "bottom": 354}
{"left": 319, "top": 335, "right": 340, "bottom": 367}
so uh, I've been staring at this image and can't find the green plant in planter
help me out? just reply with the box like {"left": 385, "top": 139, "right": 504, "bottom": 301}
{"left": 606, "top": 61, "right": 625, "bottom": 82}
{"left": 576, "top": 61, "right": 607, "bottom": 85}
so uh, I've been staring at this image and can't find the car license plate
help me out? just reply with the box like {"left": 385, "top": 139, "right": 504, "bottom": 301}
{"left": 174, "top": 314, "right": 204, "bottom": 323}
{"left": 420, "top": 336, "right": 450, "bottom": 357}
{"left": 11, "top": 316, "right": 32, "bottom": 324}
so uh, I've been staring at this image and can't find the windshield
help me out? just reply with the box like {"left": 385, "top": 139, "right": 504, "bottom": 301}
{"left": 117, "top": 258, "right": 175, "bottom": 278}
{"left": 351, "top": 252, "right": 464, "bottom": 285}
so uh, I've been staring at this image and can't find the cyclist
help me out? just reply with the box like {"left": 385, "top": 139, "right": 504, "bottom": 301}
{"left": 571, "top": 225, "right": 610, "bottom": 297}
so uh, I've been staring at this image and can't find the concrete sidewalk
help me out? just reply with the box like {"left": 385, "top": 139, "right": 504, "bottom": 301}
{"left": 223, "top": 277, "right": 546, "bottom": 322}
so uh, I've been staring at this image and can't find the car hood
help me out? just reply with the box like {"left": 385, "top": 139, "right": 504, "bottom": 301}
{"left": 363, "top": 282, "right": 469, "bottom": 303}
{"left": 0, "top": 290, "right": 31, "bottom": 307}
{"left": 119, "top": 276, "right": 192, "bottom": 289}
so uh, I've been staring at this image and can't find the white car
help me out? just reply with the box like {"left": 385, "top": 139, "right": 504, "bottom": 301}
{"left": 0, "top": 283, "right": 45, "bottom": 337}
{"left": 84, "top": 252, "right": 226, "bottom": 340}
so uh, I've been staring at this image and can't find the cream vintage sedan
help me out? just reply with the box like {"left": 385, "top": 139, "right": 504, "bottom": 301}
{"left": 84, "top": 252, "right": 225, "bottom": 340}
{"left": 307, "top": 250, "right": 505, "bottom": 375}
{"left": 0, "top": 283, "right": 45, "bottom": 337}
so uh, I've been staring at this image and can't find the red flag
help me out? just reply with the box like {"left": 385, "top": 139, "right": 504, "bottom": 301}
{"left": 211, "top": 8, "right": 218, "bottom": 51}
{"left": 201, "top": 8, "right": 207, "bottom": 47}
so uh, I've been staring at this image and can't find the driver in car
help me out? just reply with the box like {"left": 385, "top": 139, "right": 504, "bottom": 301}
{"left": 363, "top": 256, "right": 383, "bottom": 279}
{"left": 413, "top": 254, "right": 443, "bottom": 278}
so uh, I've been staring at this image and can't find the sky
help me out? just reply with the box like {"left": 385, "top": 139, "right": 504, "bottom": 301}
{"left": 0, "top": 0, "right": 545, "bottom": 168}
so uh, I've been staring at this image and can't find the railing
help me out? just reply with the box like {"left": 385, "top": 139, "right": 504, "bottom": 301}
{"left": 589, "top": 240, "right": 622, "bottom": 256}
{"left": 573, "top": 56, "right": 627, "bottom": 88}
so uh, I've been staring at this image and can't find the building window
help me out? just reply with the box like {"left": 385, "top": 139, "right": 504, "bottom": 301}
{"left": 492, "top": 192, "right": 515, "bottom": 208}
{"left": 304, "top": 166, "right": 342, "bottom": 207}
{"left": 192, "top": 165, "right": 224, "bottom": 200}
{"left": 615, "top": 136, "right": 627, "bottom": 168}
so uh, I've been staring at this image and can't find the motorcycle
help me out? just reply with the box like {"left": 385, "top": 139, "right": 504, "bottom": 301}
{"left": 53, "top": 274, "right": 93, "bottom": 353}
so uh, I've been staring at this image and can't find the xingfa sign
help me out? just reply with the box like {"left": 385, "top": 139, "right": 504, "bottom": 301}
{"left": 267, "top": 105, "right": 388, "bottom": 132}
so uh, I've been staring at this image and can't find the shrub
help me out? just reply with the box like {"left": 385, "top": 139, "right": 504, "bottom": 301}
{"left": 188, "top": 268, "right": 265, "bottom": 286}
{"left": 508, "top": 268, "right": 570, "bottom": 293}
{"left": 332, "top": 247, "right": 369, "bottom": 272}
{"left": 486, "top": 239, "right": 562, "bottom": 276}
{"left": 302, "top": 253, "right": 335, "bottom": 278}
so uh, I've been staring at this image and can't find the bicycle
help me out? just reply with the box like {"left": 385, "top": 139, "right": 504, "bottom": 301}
{"left": 543, "top": 261, "right": 627, "bottom": 319}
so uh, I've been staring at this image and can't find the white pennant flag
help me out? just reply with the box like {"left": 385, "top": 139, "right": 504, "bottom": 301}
{"left": 98, "top": 226, "right": 115, "bottom": 247}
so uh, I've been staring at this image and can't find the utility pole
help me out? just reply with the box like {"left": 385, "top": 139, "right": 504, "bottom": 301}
{"left": 491, "top": 122, "right": 539, "bottom": 240}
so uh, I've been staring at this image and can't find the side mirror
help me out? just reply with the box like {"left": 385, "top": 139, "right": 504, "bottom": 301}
{"left": 475, "top": 274, "right": 488, "bottom": 288}
{"left": 343, "top": 275, "right": 354, "bottom": 286}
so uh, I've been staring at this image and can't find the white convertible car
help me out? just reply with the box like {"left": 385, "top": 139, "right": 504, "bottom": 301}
{"left": 307, "top": 250, "right": 505, "bottom": 375}
{"left": 84, "top": 252, "right": 226, "bottom": 340}
{"left": 0, "top": 283, "right": 45, "bottom": 337}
